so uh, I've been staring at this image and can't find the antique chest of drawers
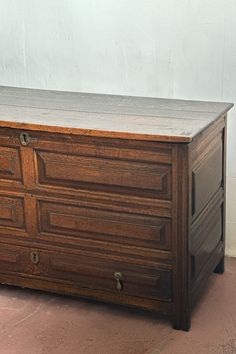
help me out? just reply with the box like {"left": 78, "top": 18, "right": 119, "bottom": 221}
{"left": 0, "top": 86, "right": 233, "bottom": 330}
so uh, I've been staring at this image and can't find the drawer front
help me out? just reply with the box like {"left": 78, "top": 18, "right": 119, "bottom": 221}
{"left": 37, "top": 199, "right": 172, "bottom": 250}
{"left": 30, "top": 132, "right": 172, "bottom": 199}
{"left": 0, "top": 195, "right": 25, "bottom": 230}
{"left": 0, "top": 244, "right": 172, "bottom": 302}
{"left": 0, "top": 129, "right": 172, "bottom": 201}
{"left": 0, "top": 146, "right": 22, "bottom": 182}
{"left": 36, "top": 150, "right": 171, "bottom": 199}
{"left": 0, "top": 244, "right": 33, "bottom": 274}
{"left": 191, "top": 202, "right": 223, "bottom": 280}
{"left": 47, "top": 252, "right": 172, "bottom": 301}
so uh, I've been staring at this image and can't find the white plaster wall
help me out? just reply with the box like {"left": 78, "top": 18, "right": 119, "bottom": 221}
{"left": 0, "top": 0, "right": 235, "bottom": 255}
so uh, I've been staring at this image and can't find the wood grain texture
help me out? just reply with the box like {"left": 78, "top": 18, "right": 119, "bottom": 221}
{"left": 192, "top": 139, "right": 223, "bottom": 218}
{"left": 0, "top": 195, "right": 25, "bottom": 230}
{"left": 0, "top": 86, "right": 233, "bottom": 142}
{"left": 172, "top": 144, "right": 191, "bottom": 331}
{"left": 0, "top": 243, "right": 172, "bottom": 302}
{"left": 38, "top": 199, "right": 172, "bottom": 251}
{"left": 0, "top": 146, "right": 22, "bottom": 182}
{"left": 0, "top": 87, "right": 233, "bottom": 331}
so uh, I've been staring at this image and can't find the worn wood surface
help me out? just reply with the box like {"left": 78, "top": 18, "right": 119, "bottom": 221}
{"left": 0, "top": 86, "right": 233, "bottom": 142}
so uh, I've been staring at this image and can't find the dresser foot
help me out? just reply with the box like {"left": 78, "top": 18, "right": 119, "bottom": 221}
{"left": 213, "top": 256, "right": 225, "bottom": 274}
{"left": 172, "top": 313, "right": 191, "bottom": 331}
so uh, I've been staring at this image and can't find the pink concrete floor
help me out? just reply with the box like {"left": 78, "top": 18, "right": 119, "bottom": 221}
{"left": 0, "top": 258, "right": 236, "bottom": 354}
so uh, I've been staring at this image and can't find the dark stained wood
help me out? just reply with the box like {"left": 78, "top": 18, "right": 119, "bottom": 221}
{"left": 191, "top": 241, "right": 224, "bottom": 305}
{"left": 189, "top": 114, "right": 228, "bottom": 313}
{"left": 0, "top": 86, "right": 233, "bottom": 331}
{"left": 36, "top": 150, "right": 172, "bottom": 199}
{"left": 0, "top": 272, "right": 172, "bottom": 315}
{"left": 191, "top": 201, "right": 223, "bottom": 279}
{"left": 172, "top": 144, "right": 191, "bottom": 331}
{"left": 0, "top": 242, "right": 172, "bottom": 302}
{"left": 38, "top": 199, "right": 172, "bottom": 251}
{"left": 214, "top": 119, "right": 228, "bottom": 275}
{"left": 192, "top": 136, "right": 223, "bottom": 218}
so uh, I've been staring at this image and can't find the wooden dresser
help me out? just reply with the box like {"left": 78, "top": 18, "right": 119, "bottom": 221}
{"left": 0, "top": 86, "right": 233, "bottom": 331}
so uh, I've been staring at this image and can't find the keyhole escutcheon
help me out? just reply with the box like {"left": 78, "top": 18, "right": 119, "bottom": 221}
{"left": 30, "top": 251, "right": 39, "bottom": 265}
{"left": 20, "top": 132, "right": 30, "bottom": 146}
{"left": 114, "top": 272, "right": 123, "bottom": 292}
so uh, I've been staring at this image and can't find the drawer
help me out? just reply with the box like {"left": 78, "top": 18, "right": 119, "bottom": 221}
{"left": 31, "top": 132, "right": 172, "bottom": 199}
{"left": 0, "top": 195, "right": 25, "bottom": 231}
{"left": 0, "top": 244, "right": 172, "bottom": 302}
{"left": 46, "top": 252, "right": 172, "bottom": 301}
{"left": 0, "top": 146, "right": 22, "bottom": 183}
{"left": 37, "top": 199, "right": 172, "bottom": 251}
{"left": 0, "top": 244, "right": 34, "bottom": 274}
{"left": 191, "top": 201, "right": 223, "bottom": 280}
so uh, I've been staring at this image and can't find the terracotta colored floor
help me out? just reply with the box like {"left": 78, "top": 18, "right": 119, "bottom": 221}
{"left": 0, "top": 258, "right": 236, "bottom": 354}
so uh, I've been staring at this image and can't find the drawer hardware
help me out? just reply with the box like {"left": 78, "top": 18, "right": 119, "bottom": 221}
{"left": 114, "top": 272, "right": 123, "bottom": 292}
{"left": 19, "top": 132, "right": 31, "bottom": 146}
{"left": 30, "top": 251, "right": 39, "bottom": 264}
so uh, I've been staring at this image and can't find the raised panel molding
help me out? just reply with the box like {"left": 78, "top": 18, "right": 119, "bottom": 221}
{"left": 0, "top": 152, "right": 16, "bottom": 175}
{"left": 47, "top": 211, "right": 167, "bottom": 246}
{"left": 38, "top": 200, "right": 172, "bottom": 251}
{"left": 0, "top": 201, "right": 16, "bottom": 222}
{"left": 36, "top": 150, "right": 172, "bottom": 199}
{"left": 48, "top": 253, "right": 172, "bottom": 302}
{"left": 192, "top": 143, "right": 223, "bottom": 219}
{"left": 0, "top": 147, "right": 22, "bottom": 182}
{"left": 0, "top": 196, "right": 25, "bottom": 230}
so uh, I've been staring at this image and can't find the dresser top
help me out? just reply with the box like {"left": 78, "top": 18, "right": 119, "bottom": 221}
{"left": 0, "top": 86, "right": 233, "bottom": 143}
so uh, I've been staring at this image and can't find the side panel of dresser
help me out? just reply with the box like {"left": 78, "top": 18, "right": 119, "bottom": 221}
{"left": 190, "top": 115, "right": 226, "bottom": 305}
{"left": 171, "top": 114, "right": 227, "bottom": 331}
{"left": 171, "top": 142, "right": 191, "bottom": 331}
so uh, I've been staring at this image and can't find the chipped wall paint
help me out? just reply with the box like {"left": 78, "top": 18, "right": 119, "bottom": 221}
{"left": 0, "top": 0, "right": 236, "bottom": 255}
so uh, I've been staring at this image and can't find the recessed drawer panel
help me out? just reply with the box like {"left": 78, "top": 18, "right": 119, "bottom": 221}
{"left": 0, "top": 146, "right": 22, "bottom": 182}
{"left": 0, "top": 244, "right": 172, "bottom": 302}
{"left": 47, "top": 252, "right": 172, "bottom": 301}
{"left": 37, "top": 199, "right": 172, "bottom": 251}
{"left": 0, "top": 244, "right": 32, "bottom": 274}
{"left": 191, "top": 202, "right": 223, "bottom": 280}
{"left": 35, "top": 150, "right": 172, "bottom": 199}
{"left": 0, "top": 195, "right": 25, "bottom": 230}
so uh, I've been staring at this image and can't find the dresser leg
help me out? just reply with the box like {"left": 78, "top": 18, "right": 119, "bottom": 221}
{"left": 172, "top": 311, "right": 191, "bottom": 331}
{"left": 213, "top": 256, "right": 225, "bottom": 274}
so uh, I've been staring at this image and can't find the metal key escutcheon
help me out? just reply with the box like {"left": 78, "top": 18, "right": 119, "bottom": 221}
{"left": 19, "top": 132, "right": 31, "bottom": 146}
{"left": 30, "top": 251, "right": 39, "bottom": 265}
{"left": 114, "top": 272, "right": 123, "bottom": 292}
